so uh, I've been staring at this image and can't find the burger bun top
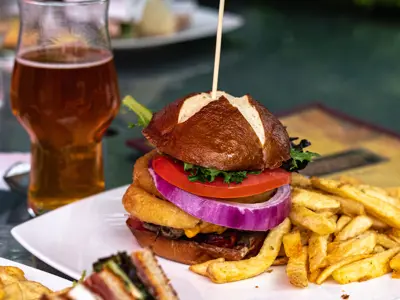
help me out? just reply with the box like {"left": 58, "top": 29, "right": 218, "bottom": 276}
{"left": 143, "top": 91, "right": 290, "bottom": 171}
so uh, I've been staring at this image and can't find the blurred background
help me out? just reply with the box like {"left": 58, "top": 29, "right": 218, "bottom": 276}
{"left": 1, "top": 0, "right": 400, "bottom": 189}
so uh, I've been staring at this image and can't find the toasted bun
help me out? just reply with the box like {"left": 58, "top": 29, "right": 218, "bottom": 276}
{"left": 142, "top": 91, "right": 290, "bottom": 171}
{"left": 131, "top": 228, "right": 214, "bottom": 265}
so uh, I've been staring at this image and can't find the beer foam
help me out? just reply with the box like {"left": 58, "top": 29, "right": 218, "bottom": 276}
{"left": 16, "top": 48, "right": 113, "bottom": 69}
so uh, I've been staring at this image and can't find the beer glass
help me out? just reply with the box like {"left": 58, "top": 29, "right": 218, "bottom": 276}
{"left": 10, "top": 0, "right": 120, "bottom": 216}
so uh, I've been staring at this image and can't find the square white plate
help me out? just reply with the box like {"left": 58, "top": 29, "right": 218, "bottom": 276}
{"left": 111, "top": 7, "right": 244, "bottom": 49}
{"left": 0, "top": 257, "right": 71, "bottom": 291}
{"left": 11, "top": 185, "right": 400, "bottom": 300}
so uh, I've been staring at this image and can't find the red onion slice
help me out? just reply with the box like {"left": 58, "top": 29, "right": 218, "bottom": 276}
{"left": 149, "top": 167, "right": 291, "bottom": 231}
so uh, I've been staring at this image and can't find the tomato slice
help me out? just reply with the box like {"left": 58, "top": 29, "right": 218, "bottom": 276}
{"left": 151, "top": 156, "right": 290, "bottom": 199}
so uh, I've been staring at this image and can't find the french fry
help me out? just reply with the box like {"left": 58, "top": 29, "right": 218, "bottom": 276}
{"left": 315, "top": 254, "right": 372, "bottom": 284}
{"left": 289, "top": 205, "right": 336, "bottom": 235}
{"left": 329, "top": 215, "right": 338, "bottom": 223}
{"left": 272, "top": 257, "right": 288, "bottom": 266}
{"left": 206, "top": 218, "right": 291, "bottom": 283}
{"left": 311, "top": 177, "right": 400, "bottom": 229}
{"left": 341, "top": 186, "right": 400, "bottom": 229}
{"left": 292, "top": 226, "right": 311, "bottom": 245}
{"left": 335, "top": 215, "right": 373, "bottom": 242}
{"left": 388, "top": 228, "right": 400, "bottom": 244}
{"left": 291, "top": 188, "right": 340, "bottom": 213}
{"left": 283, "top": 230, "right": 302, "bottom": 258}
{"left": 335, "top": 215, "right": 352, "bottom": 234}
{"left": 327, "top": 241, "right": 340, "bottom": 253}
{"left": 319, "top": 211, "right": 336, "bottom": 218}
{"left": 338, "top": 175, "right": 362, "bottom": 185}
{"left": 189, "top": 258, "right": 225, "bottom": 277}
{"left": 389, "top": 252, "right": 400, "bottom": 271}
{"left": 358, "top": 185, "right": 400, "bottom": 207}
{"left": 286, "top": 246, "right": 308, "bottom": 288}
{"left": 311, "top": 177, "right": 344, "bottom": 195}
{"left": 386, "top": 187, "right": 400, "bottom": 199}
{"left": 373, "top": 245, "right": 386, "bottom": 253}
{"left": 299, "top": 229, "right": 311, "bottom": 246}
{"left": 308, "top": 233, "right": 329, "bottom": 273}
{"left": 332, "top": 247, "right": 400, "bottom": 284}
{"left": 393, "top": 271, "right": 400, "bottom": 279}
{"left": 333, "top": 196, "right": 365, "bottom": 216}
{"left": 291, "top": 173, "right": 312, "bottom": 189}
{"left": 308, "top": 269, "right": 321, "bottom": 283}
{"left": 358, "top": 185, "right": 389, "bottom": 196}
{"left": 325, "top": 231, "right": 377, "bottom": 265}
{"left": 377, "top": 233, "right": 398, "bottom": 249}
{"left": 389, "top": 228, "right": 400, "bottom": 239}
{"left": 369, "top": 215, "right": 389, "bottom": 230}
{"left": 388, "top": 234, "right": 400, "bottom": 244}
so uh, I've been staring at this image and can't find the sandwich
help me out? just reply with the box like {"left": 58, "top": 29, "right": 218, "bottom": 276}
{"left": 42, "top": 248, "right": 178, "bottom": 300}
{"left": 122, "top": 91, "right": 318, "bottom": 265}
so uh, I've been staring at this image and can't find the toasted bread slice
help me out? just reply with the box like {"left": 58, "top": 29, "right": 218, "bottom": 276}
{"left": 131, "top": 249, "right": 178, "bottom": 300}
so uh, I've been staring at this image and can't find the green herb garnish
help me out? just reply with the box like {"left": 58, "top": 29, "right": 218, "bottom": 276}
{"left": 72, "top": 270, "right": 86, "bottom": 287}
{"left": 122, "top": 95, "right": 153, "bottom": 128}
{"left": 289, "top": 148, "right": 320, "bottom": 170}
{"left": 183, "top": 163, "right": 261, "bottom": 184}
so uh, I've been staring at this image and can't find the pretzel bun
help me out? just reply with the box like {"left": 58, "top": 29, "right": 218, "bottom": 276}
{"left": 142, "top": 91, "right": 290, "bottom": 171}
{"left": 129, "top": 228, "right": 214, "bottom": 265}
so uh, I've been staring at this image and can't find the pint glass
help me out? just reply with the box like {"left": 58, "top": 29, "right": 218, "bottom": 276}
{"left": 10, "top": 0, "right": 120, "bottom": 215}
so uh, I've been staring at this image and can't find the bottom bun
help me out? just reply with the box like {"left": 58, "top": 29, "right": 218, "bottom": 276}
{"left": 131, "top": 228, "right": 214, "bottom": 265}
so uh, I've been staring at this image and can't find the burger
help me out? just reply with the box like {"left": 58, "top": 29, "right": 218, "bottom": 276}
{"left": 122, "top": 91, "right": 317, "bottom": 265}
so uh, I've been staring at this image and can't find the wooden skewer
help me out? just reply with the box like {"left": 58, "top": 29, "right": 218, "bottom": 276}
{"left": 211, "top": 0, "right": 226, "bottom": 99}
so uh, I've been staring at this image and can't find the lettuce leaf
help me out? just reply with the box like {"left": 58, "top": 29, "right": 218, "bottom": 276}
{"left": 122, "top": 96, "right": 153, "bottom": 128}
{"left": 184, "top": 163, "right": 261, "bottom": 184}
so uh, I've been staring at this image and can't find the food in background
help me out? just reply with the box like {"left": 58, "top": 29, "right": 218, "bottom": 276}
{"left": 0, "top": 266, "right": 53, "bottom": 299}
{"left": 42, "top": 248, "right": 178, "bottom": 300}
{"left": 109, "top": 0, "right": 192, "bottom": 39}
{"left": 1, "top": 0, "right": 194, "bottom": 50}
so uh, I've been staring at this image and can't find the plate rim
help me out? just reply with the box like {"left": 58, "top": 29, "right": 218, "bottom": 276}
{"left": 110, "top": 6, "right": 245, "bottom": 49}
{"left": 11, "top": 184, "right": 130, "bottom": 280}
{"left": 12, "top": 227, "right": 81, "bottom": 280}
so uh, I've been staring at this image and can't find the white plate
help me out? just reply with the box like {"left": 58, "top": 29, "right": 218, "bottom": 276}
{"left": 0, "top": 257, "right": 71, "bottom": 291}
{"left": 111, "top": 7, "right": 244, "bottom": 49}
{"left": 11, "top": 185, "right": 400, "bottom": 300}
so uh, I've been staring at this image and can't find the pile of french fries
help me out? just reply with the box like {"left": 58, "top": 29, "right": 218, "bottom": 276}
{"left": 189, "top": 174, "right": 400, "bottom": 287}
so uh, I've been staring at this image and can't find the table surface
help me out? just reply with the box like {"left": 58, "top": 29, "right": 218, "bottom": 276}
{"left": 1, "top": 0, "right": 400, "bottom": 281}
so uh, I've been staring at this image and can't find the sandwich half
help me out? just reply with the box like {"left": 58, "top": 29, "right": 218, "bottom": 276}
{"left": 42, "top": 248, "right": 178, "bottom": 300}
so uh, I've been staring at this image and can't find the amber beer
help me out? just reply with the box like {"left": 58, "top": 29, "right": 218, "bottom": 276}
{"left": 10, "top": 46, "right": 120, "bottom": 214}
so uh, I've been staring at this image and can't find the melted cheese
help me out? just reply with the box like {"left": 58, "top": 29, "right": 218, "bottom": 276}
{"left": 184, "top": 223, "right": 226, "bottom": 238}
{"left": 178, "top": 91, "right": 265, "bottom": 146}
